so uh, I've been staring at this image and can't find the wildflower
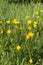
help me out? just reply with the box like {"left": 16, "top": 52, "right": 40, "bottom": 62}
{"left": 33, "top": 21, "right": 37, "bottom": 28}
{"left": 34, "top": 21, "right": 37, "bottom": 24}
{"left": 7, "top": 29, "right": 12, "bottom": 34}
{"left": 16, "top": 45, "right": 21, "bottom": 50}
{"left": 20, "top": 27, "right": 22, "bottom": 30}
{"left": 13, "top": 19, "right": 17, "bottom": 24}
{"left": 26, "top": 33, "right": 30, "bottom": 40}
{"left": 27, "top": 20, "right": 32, "bottom": 24}
{"left": 0, "top": 21, "right": 3, "bottom": 24}
{"left": 0, "top": 30, "right": 3, "bottom": 34}
{"left": 37, "top": 16, "right": 40, "bottom": 19}
{"left": 29, "top": 32, "right": 34, "bottom": 37}
{"left": 35, "top": 11, "right": 39, "bottom": 15}
{"left": 13, "top": 21, "right": 20, "bottom": 24}
{"left": 26, "top": 32, "right": 34, "bottom": 40}
{"left": 33, "top": 24, "right": 37, "bottom": 28}
{"left": 13, "top": 19, "right": 17, "bottom": 22}
{"left": 13, "top": 19, "right": 20, "bottom": 24}
{"left": 26, "top": 16, "right": 29, "bottom": 18}
{"left": 28, "top": 27, "right": 32, "bottom": 30}
{"left": 40, "top": 10, "right": 43, "bottom": 13}
{"left": 15, "top": 25, "right": 18, "bottom": 28}
{"left": 6, "top": 21, "right": 10, "bottom": 24}
{"left": 29, "top": 58, "right": 33, "bottom": 64}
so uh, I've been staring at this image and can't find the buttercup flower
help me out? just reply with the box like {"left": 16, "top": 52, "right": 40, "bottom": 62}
{"left": 7, "top": 29, "right": 12, "bottom": 34}
{"left": 6, "top": 21, "right": 10, "bottom": 24}
{"left": 13, "top": 19, "right": 20, "bottom": 24}
{"left": 27, "top": 20, "right": 32, "bottom": 24}
{"left": 29, "top": 58, "right": 33, "bottom": 64}
{"left": 29, "top": 32, "right": 34, "bottom": 37}
{"left": 35, "top": 11, "right": 39, "bottom": 15}
{"left": 28, "top": 27, "right": 32, "bottom": 30}
{"left": 13, "top": 19, "right": 17, "bottom": 24}
{"left": 37, "top": 16, "right": 40, "bottom": 19}
{"left": 33, "top": 21, "right": 37, "bottom": 28}
{"left": 26, "top": 32, "right": 34, "bottom": 40}
{"left": 15, "top": 25, "right": 18, "bottom": 28}
{"left": 13, "top": 19, "right": 17, "bottom": 22}
{"left": 13, "top": 21, "right": 20, "bottom": 24}
{"left": 34, "top": 21, "right": 37, "bottom": 24}
{"left": 33, "top": 24, "right": 37, "bottom": 28}
{"left": 26, "top": 16, "right": 29, "bottom": 18}
{"left": 20, "top": 27, "right": 22, "bottom": 30}
{"left": 0, "top": 30, "right": 3, "bottom": 34}
{"left": 40, "top": 10, "right": 43, "bottom": 13}
{"left": 16, "top": 45, "right": 21, "bottom": 50}
{"left": 26, "top": 33, "right": 30, "bottom": 40}
{"left": 0, "top": 21, "right": 3, "bottom": 24}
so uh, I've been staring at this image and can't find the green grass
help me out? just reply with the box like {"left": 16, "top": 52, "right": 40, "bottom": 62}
{"left": 0, "top": 1, "right": 43, "bottom": 65}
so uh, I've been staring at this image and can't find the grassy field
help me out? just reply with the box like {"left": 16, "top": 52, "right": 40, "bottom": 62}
{"left": 0, "top": 1, "right": 43, "bottom": 65}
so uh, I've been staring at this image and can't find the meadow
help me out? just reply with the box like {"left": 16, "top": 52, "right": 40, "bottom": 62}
{"left": 0, "top": 0, "right": 43, "bottom": 65}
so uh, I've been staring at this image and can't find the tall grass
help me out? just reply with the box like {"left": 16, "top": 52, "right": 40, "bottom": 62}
{"left": 0, "top": 1, "right": 43, "bottom": 65}
{"left": 8, "top": 0, "right": 43, "bottom": 3}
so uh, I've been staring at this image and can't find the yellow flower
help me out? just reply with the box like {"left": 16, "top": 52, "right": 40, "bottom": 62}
{"left": 14, "top": 19, "right": 17, "bottom": 22}
{"left": 29, "top": 58, "right": 33, "bottom": 64}
{"left": 33, "top": 24, "right": 37, "bottom": 28}
{"left": 13, "top": 19, "right": 20, "bottom": 24}
{"left": 16, "top": 45, "right": 21, "bottom": 50}
{"left": 15, "top": 25, "right": 18, "bottom": 28}
{"left": 29, "top": 32, "right": 34, "bottom": 37}
{"left": 13, "top": 21, "right": 20, "bottom": 24}
{"left": 0, "top": 21, "right": 3, "bottom": 24}
{"left": 7, "top": 29, "right": 12, "bottom": 34}
{"left": 27, "top": 20, "right": 32, "bottom": 24}
{"left": 40, "top": 10, "right": 43, "bottom": 13}
{"left": 26, "top": 32, "right": 34, "bottom": 40}
{"left": 35, "top": 11, "right": 39, "bottom": 15}
{"left": 6, "top": 21, "right": 10, "bottom": 24}
{"left": 26, "top": 34, "right": 30, "bottom": 40}
{"left": 13, "top": 19, "right": 17, "bottom": 24}
{"left": 33, "top": 21, "right": 37, "bottom": 28}
{"left": 34, "top": 21, "right": 37, "bottom": 24}
{"left": 37, "top": 16, "right": 40, "bottom": 19}
{"left": 26, "top": 16, "right": 29, "bottom": 18}
{"left": 20, "top": 27, "right": 22, "bottom": 30}
{"left": 0, "top": 30, "right": 3, "bottom": 34}
{"left": 28, "top": 27, "right": 32, "bottom": 30}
